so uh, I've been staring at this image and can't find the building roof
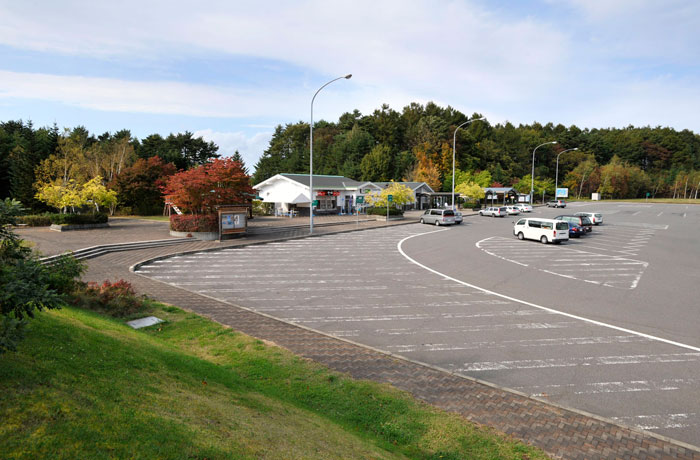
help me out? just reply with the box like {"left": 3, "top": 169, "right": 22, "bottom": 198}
{"left": 484, "top": 187, "right": 517, "bottom": 194}
{"left": 279, "top": 174, "right": 362, "bottom": 189}
{"left": 372, "top": 181, "right": 434, "bottom": 193}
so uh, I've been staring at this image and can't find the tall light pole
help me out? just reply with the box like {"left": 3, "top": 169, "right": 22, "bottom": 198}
{"left": 530, "top": 141, "right": 557, "bottom": 204}
{"left": 555, "top": 147, "right": 579, "bottom": 198}
{"left": 452, "top": 117, "right": 485, "bottom": 210}
{"left": 310, "top": 74, "right": 352, "bottom": 234}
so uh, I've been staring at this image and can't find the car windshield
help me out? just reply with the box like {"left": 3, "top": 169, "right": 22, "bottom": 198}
{"left": 581, "top": 217, "right": 592, "bottom": 225}
{"left": 499, "top": 207, "right": 506, "bottom": 211}
{"left": 595, "top": 214, "right": 602, "bottom": 217}
{"left": 556, "top": 222, "right": 569, "bottom": 230}
{"left": 443, "top": 210, "right": 454, "bottom": 216}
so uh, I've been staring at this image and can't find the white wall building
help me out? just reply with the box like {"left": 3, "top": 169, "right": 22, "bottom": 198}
{"left": 254, "top": 174, "right": 434, "bottom": 215}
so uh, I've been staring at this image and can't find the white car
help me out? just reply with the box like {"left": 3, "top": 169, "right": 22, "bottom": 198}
{"left": 574, "top": 211, "right": 603, "bottom": 225}
{"left": 513, "top": 203, "right": 533, "bottom": 212}
{"left": 504, "top": 206, "right": 520, "bottom": 215}
{"left": 479, "top": 206, "right": 507, "bottom": 217}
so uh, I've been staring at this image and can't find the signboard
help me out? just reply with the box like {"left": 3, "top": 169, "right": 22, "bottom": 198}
{"left": 217, "top": 204, "right": 250, "bottom": 240}
{"left": 556, "top": 187, "right": 569, "bottom": 198}
{"left": 312, "top": 200, "right": 319, "bottom": 206}
{"left": 356, "top": 196, "right": 364, "bottom": 203}
{"left": 387, "top": 194, "right": 393, "bottom": 202}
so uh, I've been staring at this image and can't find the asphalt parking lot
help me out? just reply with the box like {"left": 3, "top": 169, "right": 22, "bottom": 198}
{"left": 135, "top": 201, "right": 700, "bottom": 447}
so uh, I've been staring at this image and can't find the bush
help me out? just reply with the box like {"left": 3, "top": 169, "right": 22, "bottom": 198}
{"left": 170, "top": 214, "right": 218, "bottom": 232}
{"left": 366, "top": 207, "right": 404, "bottom": 216}
{"left": 50, "top": 213, "right": 108, "bottom": 225}
{"left": 17, "top": 214, "right": 53, "bottom": 227}
{"left": 71, "top": 279, "right": 147, "bottom": 318}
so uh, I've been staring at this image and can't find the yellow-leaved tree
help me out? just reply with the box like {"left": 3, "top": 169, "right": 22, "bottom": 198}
{"left": 365, "top": 182, "right": 414, "bottom": 207}
{"left": 455, "top": 182, "right": 484, "bottom": 206}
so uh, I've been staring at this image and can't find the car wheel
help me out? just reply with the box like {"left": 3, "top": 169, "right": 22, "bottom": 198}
{"left": 540, "top": 235, "right": 548, "bottom": 244}
{"left": 435, "top": 220, "right": 440, "bottom": 226}
{"left": 517, "top": 232, "right": 524, "bottom": 240}
{"left": 420, "top": 218, "right": 424, "bottom": 224}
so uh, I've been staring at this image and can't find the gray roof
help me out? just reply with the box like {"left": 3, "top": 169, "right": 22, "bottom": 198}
{"left": 484, "top": 187, "right": 516, "bottom": 193}
{"left": 373, "top": 181, "right": 433, "bottom": 192}
{"left": 281, "top": 174, "right": 361, "bottom": 189}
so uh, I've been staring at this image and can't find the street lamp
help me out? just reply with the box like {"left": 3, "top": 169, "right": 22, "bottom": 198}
{"left": 530, "top": 141, "right": 557, "bottom": 204}
{"left": 452, "top": 117, "right": 485, "bottom": 210}
{"left": 555, "top": 147, "right": 579, "bottom": 199}
{"left": 309, "top": 74, "right": 352, "bottom": 234}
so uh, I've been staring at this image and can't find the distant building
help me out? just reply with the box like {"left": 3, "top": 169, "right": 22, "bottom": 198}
{"left": 253, "top": 174, "right": 434, "bottom": 215}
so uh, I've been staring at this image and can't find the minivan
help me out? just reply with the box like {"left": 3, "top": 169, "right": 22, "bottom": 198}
{"left": 420, "top": 209, "right": 456, "bottom": 226}
{"left": 513, "top": 218, "right": 570, "bottom": 244}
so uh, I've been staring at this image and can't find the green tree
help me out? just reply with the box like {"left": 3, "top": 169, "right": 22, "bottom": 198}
{"left": 360, "top": 144, "right": 393, "bottom": 181}
{"left": 0, "top": 198, "right": 85, "bottom": 353}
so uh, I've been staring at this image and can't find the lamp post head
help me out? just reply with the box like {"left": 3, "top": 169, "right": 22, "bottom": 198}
{"left": 344, "top": 74, "right": 352, "bottom": 79}
{"left": 550, "top": 141, "right": 558, "bottom": 144}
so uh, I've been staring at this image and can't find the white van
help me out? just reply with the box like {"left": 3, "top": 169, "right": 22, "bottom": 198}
{"left": 513, "top": 218, "right": 569, "bottom": 244}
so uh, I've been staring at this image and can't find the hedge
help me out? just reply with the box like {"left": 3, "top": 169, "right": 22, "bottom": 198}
{"left": 170, "top": 214, "right": 218, "bottom": 232}
{"left": 17, "top": 213, "right": 108, "bottom": 226}
{"left": 366, "top": 207, "right": 404, "bottom": 216}
{"left": 51, "top": 213, "right": 109, "bottom": 225}
{"left": 17, "top": 215, "right": 53, "bottom": 226}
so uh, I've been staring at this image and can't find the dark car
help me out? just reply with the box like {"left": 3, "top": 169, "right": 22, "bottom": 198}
{"left": 565, "top": 221, "right": 585, "bottom": 238}
{"left": 554, "top": 215, "right": 593, "bottom": 233}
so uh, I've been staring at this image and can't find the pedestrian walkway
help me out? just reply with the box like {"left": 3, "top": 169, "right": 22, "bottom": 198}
{"left": 19, "top": 217, "right": 700, "bottom": 460}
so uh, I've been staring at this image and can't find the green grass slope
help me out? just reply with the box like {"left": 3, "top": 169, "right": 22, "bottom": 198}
{"left": 0, "top": 304, "right": 549, "bottom": 460}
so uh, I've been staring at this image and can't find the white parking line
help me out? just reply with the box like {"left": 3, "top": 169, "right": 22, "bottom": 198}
{"left": 398, "top": 230, "right": 700, "bottom": 353}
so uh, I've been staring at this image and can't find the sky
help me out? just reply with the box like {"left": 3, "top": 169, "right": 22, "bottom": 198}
{"left": 1, "top": 0, "right": 699, "bottom": 170}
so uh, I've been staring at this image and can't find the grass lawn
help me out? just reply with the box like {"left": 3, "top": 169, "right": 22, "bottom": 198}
{"left": 0, "top": 303, "right": 550, "bottom": 460}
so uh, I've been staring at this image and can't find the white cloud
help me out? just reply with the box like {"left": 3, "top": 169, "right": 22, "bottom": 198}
{"left": 193, "top": 129, "right": 272, "bottom": 171}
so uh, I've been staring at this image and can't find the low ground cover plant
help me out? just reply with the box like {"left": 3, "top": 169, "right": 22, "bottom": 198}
{"left": 71, "top": 279, "right": 148, "bottom": 318}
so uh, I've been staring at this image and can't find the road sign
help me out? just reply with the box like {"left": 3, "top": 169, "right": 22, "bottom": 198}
{"left": 387, "top": 194, "right": 393, "bottom": 202}
{"left": 556, "top": 187, "right": 569, "bottom": 198}
{"left": 312, "top": 200, "right": 319, "bottom": 206}
{"left": 356, "top": 196, "right": 364, "bottom": 204}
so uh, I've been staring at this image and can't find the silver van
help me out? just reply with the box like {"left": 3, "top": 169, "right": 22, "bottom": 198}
{"left": 420, "top": 209, "right": 456, "bottom": 226}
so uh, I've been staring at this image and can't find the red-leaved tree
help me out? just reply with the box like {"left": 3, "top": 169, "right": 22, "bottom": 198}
{"left": 162, "top": 158, "right": 254, "bottom": 214}
{"left": 109, "top": 156, "right": 177, "bottom": 215}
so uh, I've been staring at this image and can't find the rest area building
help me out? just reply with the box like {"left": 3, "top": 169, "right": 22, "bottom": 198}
{"left": 253, "top": 174, "right": 434, "bottom": 216}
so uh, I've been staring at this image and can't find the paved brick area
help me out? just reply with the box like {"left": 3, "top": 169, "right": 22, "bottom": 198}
{"left": 23, "top": 218, "right": 700, "bottom": 460}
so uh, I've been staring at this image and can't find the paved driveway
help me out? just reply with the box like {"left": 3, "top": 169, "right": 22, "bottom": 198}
{"left": 135, "top": 202, "right": 700, "bottom": 447}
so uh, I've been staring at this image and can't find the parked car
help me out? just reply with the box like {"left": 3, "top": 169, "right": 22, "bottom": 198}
{"left": 574, "top": 211, "right": 603, "bottom": 225}
{"left": 512, "top": 203, "right": 533, "bottom": 212}
{"left": 546, "top": 200, "right": 567, "bottom": 208}
{"left": 565, "top": 221, "right": 585, "bottom": 238}
{"left": 554, "top": 215, "right": 593, "bottom": 233}
{"left": 479, "top": 206, "right": 508, "bottom": 217}
{"left": 504, "top": 206, "right": 520, "bottom": 215}
{"left": 454, "top": 211, "right": 463, "bottom": 224}
{"left": 420, "top": 209, "right": 456, "bottom": 226}
{"left": 513, "top": 218, "right": 570, "bottom": 244}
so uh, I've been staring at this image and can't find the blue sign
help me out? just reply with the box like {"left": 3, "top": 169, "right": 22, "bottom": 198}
{"left": 556, "top": 188, "right": 569, "bottom": 198}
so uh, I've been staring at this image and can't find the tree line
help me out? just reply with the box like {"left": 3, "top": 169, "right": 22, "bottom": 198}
{"left": 0, "top": 121, "right": 226, "bottom": 213}
{"left": 253, "top": 102, "right": 700, "bottom": 199}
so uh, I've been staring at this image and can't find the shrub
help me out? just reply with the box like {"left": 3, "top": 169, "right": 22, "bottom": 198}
{"left": 366, "top": 207, "right": 404, "bottom": 216}
{"left": 17, "top": 214, "right": 53, "bottom": 226}
{"left": 50, "top": 213, "right": 108, "bottom": 225}
{"left": 170, "top": 214, "right": 218, "bottom": 232}
{"left": 72, "top": 279, "right": 147, "bottom": 318}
